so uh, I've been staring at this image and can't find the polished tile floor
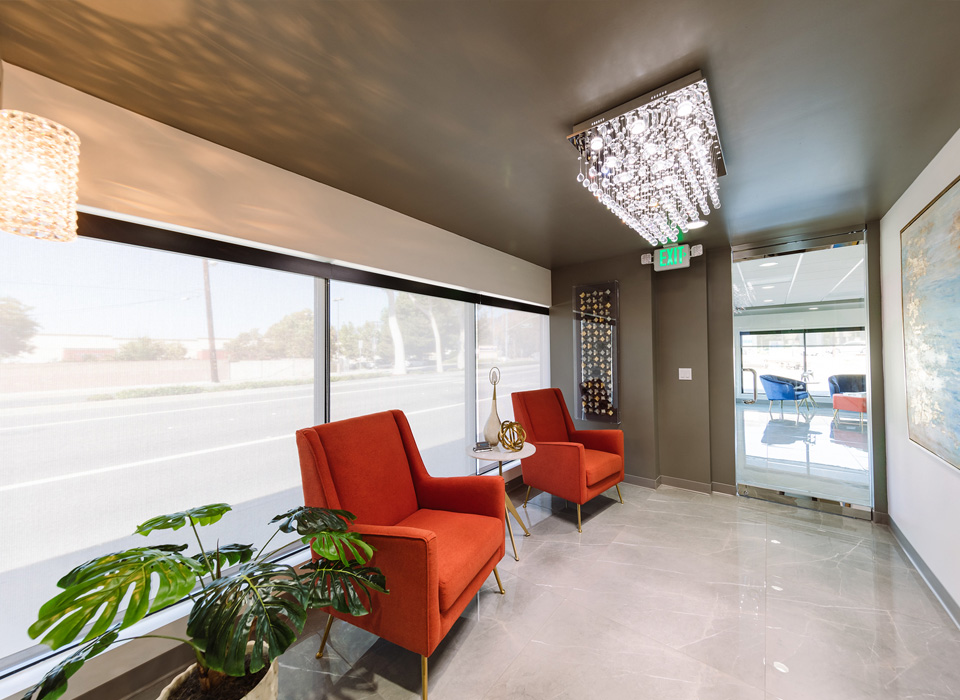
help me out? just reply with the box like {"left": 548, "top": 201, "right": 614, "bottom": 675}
{"left": 737, "top": 402, "right": 872, "bottom": 506}
{"left": 256, "top": 484, "right": 960, "bottom": 700}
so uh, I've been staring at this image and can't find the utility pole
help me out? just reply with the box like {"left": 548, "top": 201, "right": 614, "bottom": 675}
{"left": 333, "top": 296, "right": 343, "bottom": 371}
{"left": 202, "top": 259, "right": 219, "bottom": 383}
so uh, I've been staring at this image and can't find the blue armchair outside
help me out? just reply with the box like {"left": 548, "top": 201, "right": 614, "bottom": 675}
{"left": 759, "top": 374, "right": 812, "bottom": 416}
{"left": 828, "top": 374, "right": 866, "bottom": 395}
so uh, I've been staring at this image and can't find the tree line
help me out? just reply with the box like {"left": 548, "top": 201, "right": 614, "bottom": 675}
{"left": 1, "top": 293, "right": 541, "bottom": 370}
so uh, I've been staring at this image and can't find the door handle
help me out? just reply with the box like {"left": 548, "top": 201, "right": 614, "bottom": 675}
{"left": 743, "top": 368, "right": 758, "bottom": 404}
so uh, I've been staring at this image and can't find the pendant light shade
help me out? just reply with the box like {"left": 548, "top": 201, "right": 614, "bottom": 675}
{"left": 0, "top": 109, "right": 80, "bottom": 242}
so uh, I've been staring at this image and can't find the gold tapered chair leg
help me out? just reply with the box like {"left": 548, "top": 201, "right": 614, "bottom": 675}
{"left": 505, "top": 509, "right": 519, "bottom": 561}
{"left": 576, "top": 504, "right": 582, "bottom": 533}
{"left": 421, "top": 654, "right": 428, "bottom": 700}
{"left": 493, "top": 566, "right": 506, "bottom": 594}
{"left": 316, "top": 614, "right": 335, "bottom": 659}
{"left": 615, "top": 483, "right": 623, "bottom": 504}
{"left": 523, "top": 485, "right": 531, "bottom": 508}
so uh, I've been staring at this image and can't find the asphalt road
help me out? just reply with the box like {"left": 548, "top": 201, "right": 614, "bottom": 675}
{"left": 0, "top": 365, "right": 540, "bottom": 565}
{"left": 0, "top": 364, "right": 540, "bottom": 658}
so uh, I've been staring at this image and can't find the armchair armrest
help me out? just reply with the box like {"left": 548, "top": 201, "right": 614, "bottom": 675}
{"left": 345, "top": 522, "right": 441, "bottom": 655}
{"left": 526, "top": 441, "right": 585, "bottom": 465}
{"left": 569, "top": 429, "right": 624, "bottom": 458}
{"left": 415, "top": 475, "right": 505, "bottom": 521}
{"left": 350, "top": 522, "right": 437, "bottom": 546}
{"left": 522, "top": 441, "right": 585, "bottom": 503}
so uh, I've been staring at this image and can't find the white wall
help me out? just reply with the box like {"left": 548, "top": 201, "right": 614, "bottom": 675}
{"left": 2, "top": 64, "right": 551, "bottom": 306}
{"left": 880, "top": 125, "right": 960, "bottom": 605}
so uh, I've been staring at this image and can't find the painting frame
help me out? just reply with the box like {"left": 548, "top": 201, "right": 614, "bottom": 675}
{"left": 900, "top": 172, "right": 960, "bottom": 471}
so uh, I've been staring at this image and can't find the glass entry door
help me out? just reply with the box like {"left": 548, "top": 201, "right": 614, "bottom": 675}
{"left": 732, "top": 242, "right": 872, "bottom": 510}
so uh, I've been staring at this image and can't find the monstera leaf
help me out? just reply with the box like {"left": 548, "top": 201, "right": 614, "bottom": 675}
{"left": 272, "top": 506, "right": 373, "bottom": 563}
{"left": 28, "top": 545, "right": 204, "bottom": 650}
{"left": 271, "top": 506, "right": 354, "bottom": 535}
{"left": 304, "top": 560, "right": 387, "bottom": 616}
{"left": 194, "top": 543, "right": 256, "bottom": 572}
{"left": 22, "top": 628, "right": 120, "bottom": 700}
{"left": 186, "top": 561, "right": 308, "bottom": 676}
{"left": 307, "top": 530, "right": 375, "bottom": 565}
{"left": 135, "top": 503, "right": 232, "bottom": 535}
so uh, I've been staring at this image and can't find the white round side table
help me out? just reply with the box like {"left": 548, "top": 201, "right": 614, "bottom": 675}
{"left": 466, "top": 443, "right": 536, "bottom": 561}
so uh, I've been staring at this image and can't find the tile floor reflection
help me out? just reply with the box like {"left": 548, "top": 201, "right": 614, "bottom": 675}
{"left": 133, "top": 484, "right": 960, "bottom": 699}
{"left": 737, "top": 402, "right": 871, "bottom": 506}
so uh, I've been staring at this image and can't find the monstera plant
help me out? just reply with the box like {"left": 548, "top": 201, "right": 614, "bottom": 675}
{"left": 22, "top": 503, "right": 386, "bottom": 700}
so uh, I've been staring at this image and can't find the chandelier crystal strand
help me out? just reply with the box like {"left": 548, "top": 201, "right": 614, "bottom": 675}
{"left": 572, "top": 78, "right": 721, "bottom": 247}
{"left": 0, "top": 110, "right": 80, "bottom": 242}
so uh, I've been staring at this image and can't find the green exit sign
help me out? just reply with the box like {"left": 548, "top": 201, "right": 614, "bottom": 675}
{"left": 653, "top": 244, "right": 691, "bottom": 271}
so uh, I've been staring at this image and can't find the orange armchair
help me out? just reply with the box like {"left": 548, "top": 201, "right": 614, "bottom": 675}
{"left": 512, "top": 388, "right": 625, "bottom": 531}
{"left": 296, "top": 410, "right": 505, "bottom": 700}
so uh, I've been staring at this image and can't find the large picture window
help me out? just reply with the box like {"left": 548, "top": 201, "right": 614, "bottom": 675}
{"left": 740, "top": 327, "right": 867, "bottom": 395}
{"left": 329, "top": 280, "right": 473, "bottom": 477}
{"left": 0, "top": 214, "right": 548, "bottom": 675}
{"left": 476, "top": 305, "right": 549, "bottom": 473}
{"left": 0, "top": 234, "right": 316, "bottom": 663}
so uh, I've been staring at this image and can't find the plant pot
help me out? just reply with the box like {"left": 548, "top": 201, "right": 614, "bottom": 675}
{"left": 157, "top": 659, "right": 279, "bottom": 700}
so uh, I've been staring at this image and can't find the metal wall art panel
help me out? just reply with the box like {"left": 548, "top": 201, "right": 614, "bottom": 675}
{"left": 900, "top": 173, "right": 960, "bottom": 471}
{"left": 573, "top": 281, "right": 620, "bottom": 423}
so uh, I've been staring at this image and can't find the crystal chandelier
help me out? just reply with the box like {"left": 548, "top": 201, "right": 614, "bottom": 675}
{"left": 569, "top": 71, "right": 724, "bottom": 246}
{"left": 0, "top": 109, "right": 80, "bottom": 242}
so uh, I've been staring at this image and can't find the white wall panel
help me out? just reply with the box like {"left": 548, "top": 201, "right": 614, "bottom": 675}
{"left": 880, "top": 124, "right": 960, "bottom": 606}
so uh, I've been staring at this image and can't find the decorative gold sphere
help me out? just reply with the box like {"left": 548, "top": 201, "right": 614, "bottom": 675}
{"left": 498, "top": 421, "right": 526, "bottom": 451}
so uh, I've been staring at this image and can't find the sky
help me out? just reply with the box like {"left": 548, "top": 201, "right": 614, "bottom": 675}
{"left": 0, "top": 234, "right": 392, "bottom": 341}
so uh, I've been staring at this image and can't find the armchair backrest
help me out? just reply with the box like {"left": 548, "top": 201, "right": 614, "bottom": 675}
{"left": 296, "top": 410, "right": 420, "bottom": 526}
{"left": 511, "top": 388, "right": 575, "bottom": 443}
{"left": 759, "top": 374, "right": 801, "bottom": 401}
{"left": 828, "top": 374, "right": 866, "bottom": 395}
{"left": 760, "top": 374, "right": 802, "bottom": 387}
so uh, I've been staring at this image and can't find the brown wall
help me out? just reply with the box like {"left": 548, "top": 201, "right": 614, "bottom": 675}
{"left": 654, "top": 257, "right": 712, "bottom": 488}
{"left": 550, "top": 247, "right": 736, "bottom": 491}
{"left": 550, "top": 252, "right": 659, "bottom": 484}
{"left": 707, "top": 249, "right": 736, "bottom": 490}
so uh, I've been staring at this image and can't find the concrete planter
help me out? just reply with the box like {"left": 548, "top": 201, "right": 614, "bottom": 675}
{"left": 157, "top": 659, "right": 279, "bottom": 700}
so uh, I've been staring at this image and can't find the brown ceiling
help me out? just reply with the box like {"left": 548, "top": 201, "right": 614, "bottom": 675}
{"left": 2, "top": 0, "right": 960, "bottom": 269}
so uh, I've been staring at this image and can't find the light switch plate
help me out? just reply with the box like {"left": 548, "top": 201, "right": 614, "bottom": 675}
{"left": 679, "top": 368, "right": 692, "bottom": 381}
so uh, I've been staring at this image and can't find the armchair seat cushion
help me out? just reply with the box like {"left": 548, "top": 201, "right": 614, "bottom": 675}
{"left": 396, "top": 508, "right": 502, "bottom": 612}
{"left": 584, "top": 449, "right": 622, "bottom": 487}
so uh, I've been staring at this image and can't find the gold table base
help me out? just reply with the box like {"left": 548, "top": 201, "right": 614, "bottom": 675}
{"left": 499, "top": 460, "right": 530, "bottom": 561}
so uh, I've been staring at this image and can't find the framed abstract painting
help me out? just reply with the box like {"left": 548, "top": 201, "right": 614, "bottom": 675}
{"left": 900, "top": 173, "right": 960, "bottom": 470}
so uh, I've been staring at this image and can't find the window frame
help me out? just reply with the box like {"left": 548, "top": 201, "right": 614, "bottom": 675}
{"left": 738, "top": 326, "right": 867, "bottom": 394}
